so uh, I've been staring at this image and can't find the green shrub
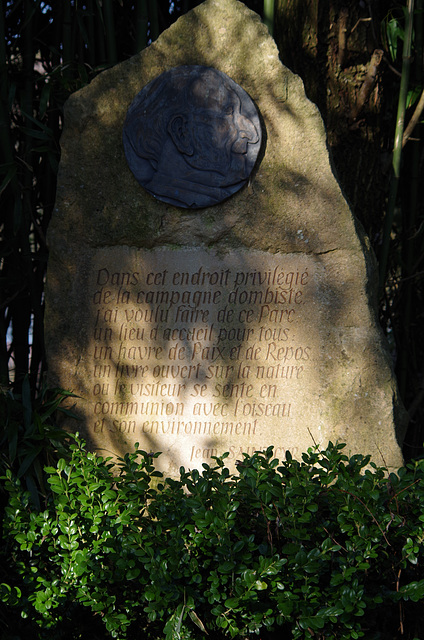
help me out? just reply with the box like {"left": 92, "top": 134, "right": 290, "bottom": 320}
{"left": 1, "top": 436, "right": 424, "bottom": 640}
{"left": 0, "top": 380, "right": 77, "bottom": 508}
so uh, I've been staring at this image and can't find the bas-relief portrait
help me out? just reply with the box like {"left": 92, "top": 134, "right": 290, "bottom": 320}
{"left": 122, "top": 66, "right": 262, "bottom": 208}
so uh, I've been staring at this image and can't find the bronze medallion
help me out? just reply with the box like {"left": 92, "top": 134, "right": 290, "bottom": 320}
{"left": 123, "top": 65, "right": 262, "bottom": 208}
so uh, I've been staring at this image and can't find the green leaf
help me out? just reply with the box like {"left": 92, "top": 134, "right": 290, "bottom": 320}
{"left": 255, "top": 580, "right": 268, "bottom": 590}
{"left": 0, "top": 583, "right": 21, "bottom": 606}
{"left": 396, "top": 579, "right": 424, "bottom": 602}
{"left": 385, "top": 15, "right": 404, "bottom": 61}
{"left": 233, "top": 540, "right": 244, "bottom": 553}
{"left": 299, "top": 616, "right": 325, "bottom": 631}
{"left": 73, "top": 552, "right": 88, "bottom": 577}
{"left": 188, "top": 608, "right": 208, "bottom": 634}
{"left": 165, "top": 604, "right": 185, "bottom": 640}
{"left": 21, "top": 376, "right": 32, "bottom": 431}
{"left": 44, "top": 466, "right": 57, "bottom": 474}
{"left": 126, "top": 568, "right": 140, "bottom": 580}
{"left": 102, "top": 489, "right": 117, "bottom": 502}
{"left": 224, "top": 597, "right": 240, "bottom": 609}
{"left": 17, "top": 446, "right": 43, "bottom": 478}
{"left": 218, "top": 561, "right": 234, "bottom": 573}
{"left": 0, "top": 163, "right": 17, "bottom": 195}
{"left": 307, "top": 503, "right": 319, "bottom": 512}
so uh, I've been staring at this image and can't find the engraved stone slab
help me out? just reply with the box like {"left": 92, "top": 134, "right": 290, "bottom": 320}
{"left": 84, "top": 247, "right": 317, "bottom": 474}
{"left": 45, "top": 0, "right": 406, "bottom": 473}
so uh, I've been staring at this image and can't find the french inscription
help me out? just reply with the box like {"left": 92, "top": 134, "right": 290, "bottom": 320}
{"left": 87, "top": 248, "right": 317, "bottom": 471}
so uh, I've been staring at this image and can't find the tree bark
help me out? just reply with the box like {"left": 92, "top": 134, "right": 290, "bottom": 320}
{"left": 274, "top": 0, "right": 392, "bottom": 244}
{"left": 274, "top": 0, "right": 424, "bottom": 460}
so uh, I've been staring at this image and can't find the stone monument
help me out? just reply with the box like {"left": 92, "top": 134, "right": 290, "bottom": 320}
{"left": 45, "top": 0, "right": 406, "bottom": 475}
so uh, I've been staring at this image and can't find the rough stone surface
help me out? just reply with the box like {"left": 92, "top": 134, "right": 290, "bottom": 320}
{"left": 45, "top": 0, "right": 406, "bottom": 474}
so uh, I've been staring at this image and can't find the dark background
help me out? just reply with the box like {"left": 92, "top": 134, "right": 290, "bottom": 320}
{"left": 1, "top": 0, "right": 423, "bottom": 460}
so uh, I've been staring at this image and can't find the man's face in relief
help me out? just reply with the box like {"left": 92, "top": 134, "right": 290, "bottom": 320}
{"left": 182, "top": 75, "right": 259, "bottom": 181}
{"left": 123, "top": 66, "right": 262, "bottom": 208}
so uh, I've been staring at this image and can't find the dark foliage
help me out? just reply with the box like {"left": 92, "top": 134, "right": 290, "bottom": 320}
{"left": 1, "top": 10, "right": 424, "bottom": 639}
{"left": 1, "top": 433, "right": 424, "bottom": 639}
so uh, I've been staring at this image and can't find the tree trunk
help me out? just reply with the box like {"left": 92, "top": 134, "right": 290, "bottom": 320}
{"left": 274, "top": 0, "right": 391, "bottom": 243}
{"left": 274, "top": 0, "right": 424, "bottom": 460}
